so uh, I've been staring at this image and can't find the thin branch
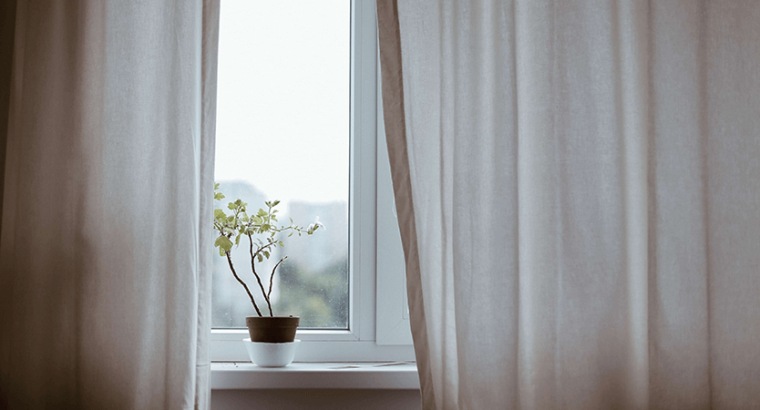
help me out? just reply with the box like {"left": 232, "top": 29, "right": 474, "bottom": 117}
{"left": 225, "top": 251, "right": 262, "bottom": 317}
{"left": 252, "top": 237, "right": 278, "bottom": 261}
{"left": 267, "top": 256, "right": 288, "bottom": 301}
{"left": 248, "top": 234, "right": 275, "bottom": 316}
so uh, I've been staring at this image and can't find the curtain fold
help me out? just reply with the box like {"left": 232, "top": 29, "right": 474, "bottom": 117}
{"left": 377, "top": 1, "right": 760, "bottom": 409}
{"left": 0, "top": 1, "right": 219, "bottom": 408}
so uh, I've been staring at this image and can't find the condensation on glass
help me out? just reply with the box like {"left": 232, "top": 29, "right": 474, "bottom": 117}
{"left": 213, "top": 0, "right": 350, "bottom": 329}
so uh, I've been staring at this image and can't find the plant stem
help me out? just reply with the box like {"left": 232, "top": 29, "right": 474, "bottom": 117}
{"left": 268, "top": 256, "right": 287, "bottom": 301}
{"left": 248, "top": 234, "right": 275, "bottom": 317}
{"left": 225, "top": 251, "right": 262, "bottom": 317}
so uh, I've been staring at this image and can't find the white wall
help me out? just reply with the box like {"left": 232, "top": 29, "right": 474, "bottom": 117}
{"left": 212, "top": 389, "right": 421, "bottom": 410}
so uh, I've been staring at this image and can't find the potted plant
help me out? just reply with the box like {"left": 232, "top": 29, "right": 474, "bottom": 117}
{"left": 213, "top": 183, "right": 322, "bottom": 365}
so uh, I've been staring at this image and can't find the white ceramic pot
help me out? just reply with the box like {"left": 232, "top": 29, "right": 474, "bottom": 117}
{"left": 243, "top": 338, "right": 301, "bottom": 367}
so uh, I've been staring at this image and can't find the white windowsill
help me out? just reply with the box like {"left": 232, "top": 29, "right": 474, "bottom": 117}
{"left": 210, "top": 362, "right": 420, "bottom": 390}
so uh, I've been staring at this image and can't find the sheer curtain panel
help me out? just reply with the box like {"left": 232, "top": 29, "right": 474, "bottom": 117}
{"left": 377, "top": 1, "right": 760, "bottom": 409}
{"left": 0, "top": 1, "right": 219, "bottom": 408}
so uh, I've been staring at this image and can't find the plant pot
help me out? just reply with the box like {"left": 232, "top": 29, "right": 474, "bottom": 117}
{"left": 245, "top": 316, "right": 300, "bottom": 343}
{"left": 243, "top": 338, "right": 301, "bottom": 367}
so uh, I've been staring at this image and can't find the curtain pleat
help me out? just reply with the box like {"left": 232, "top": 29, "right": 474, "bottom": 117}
{"left": 0, "top": 1, "right": 219, "bottom": 408}
{"left": 377, "top": 1, "right": 760, "bottom": 409}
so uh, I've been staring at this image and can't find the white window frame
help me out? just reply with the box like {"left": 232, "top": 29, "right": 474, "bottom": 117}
{"left": 210, "top": 0, "right": 413, "bottom": 363}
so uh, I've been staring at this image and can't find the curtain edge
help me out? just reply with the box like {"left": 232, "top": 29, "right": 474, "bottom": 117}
{"left": 375, "top": 1, "right": 435, "bottom": 409}
{"left": 196, "top": 0, "right": 220, "bottom": 409}
{"left": 0, "top": 0, "right": 21, "bottom": 406}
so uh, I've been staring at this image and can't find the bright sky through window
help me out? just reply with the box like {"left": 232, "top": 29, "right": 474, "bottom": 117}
{"left": 213, "top": 0, "right": 351, "bottom": 328}
{"left": 215, "top": 0, "right": 350, "bottom": 204}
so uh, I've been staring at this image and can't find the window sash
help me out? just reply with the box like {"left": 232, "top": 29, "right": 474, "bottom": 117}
{"left": 210, "top": 0, "right": 412, "bottom": 363}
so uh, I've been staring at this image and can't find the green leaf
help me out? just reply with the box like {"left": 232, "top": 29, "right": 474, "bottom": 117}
{"left": 257, "top": 254, "right": 263, "bottom": 263}
{"left": 214, "top": 236, "right": 234, "bottom": 252}
{"left": 214, "top": 209, "right": 226, "bottom": 219}
{"left": 263, "top": 251, "right": 270, "bottom": 259}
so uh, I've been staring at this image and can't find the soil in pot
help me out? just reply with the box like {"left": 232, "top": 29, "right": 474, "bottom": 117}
{"left": 245, "top": 316, "right": 300, "bottom": 343}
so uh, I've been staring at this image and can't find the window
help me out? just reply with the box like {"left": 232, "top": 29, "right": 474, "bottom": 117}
{"left": 211, "top": 0, "right": 413, "bottom": 362}
{"left": 213, "top": 0, "right": 350, "bottom": 330}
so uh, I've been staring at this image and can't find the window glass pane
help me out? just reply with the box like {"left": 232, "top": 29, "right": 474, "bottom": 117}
{"left": 213, "top": 0, "right": 350, "bottom": 329}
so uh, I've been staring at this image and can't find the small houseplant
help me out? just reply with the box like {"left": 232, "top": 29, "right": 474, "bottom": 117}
{"left": 213, "top": 183, "right": 322, "bottom": 346}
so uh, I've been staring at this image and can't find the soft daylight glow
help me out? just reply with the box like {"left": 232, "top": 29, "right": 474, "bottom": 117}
{"left": 215, "top": 0, "right": 350, "bottom": 203}
{"left": 213, "top": 0, "right": 351, "bottom": 329}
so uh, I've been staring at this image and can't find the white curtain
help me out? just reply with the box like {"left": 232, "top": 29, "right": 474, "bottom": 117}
{"left": 0, "top": 1, "right": 219, "bottom": 408}
{"left": 377, "top": 1, "right": 760, "bottom": 409}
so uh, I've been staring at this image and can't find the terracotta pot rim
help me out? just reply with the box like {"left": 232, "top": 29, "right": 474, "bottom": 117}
{"left": 245, "top": 315, "right": 300, "bottom": 343}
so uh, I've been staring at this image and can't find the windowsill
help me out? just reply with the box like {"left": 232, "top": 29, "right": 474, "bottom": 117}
{"left": 210, "top": 362, "right": 420, "bottom": 390}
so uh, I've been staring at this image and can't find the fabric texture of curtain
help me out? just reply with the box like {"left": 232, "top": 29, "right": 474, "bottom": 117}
{"left": 0, "top": 1, "right": 219, "bottom": 408}
{"left": 377, "top": 1, "right": 760, "bottom": 409}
